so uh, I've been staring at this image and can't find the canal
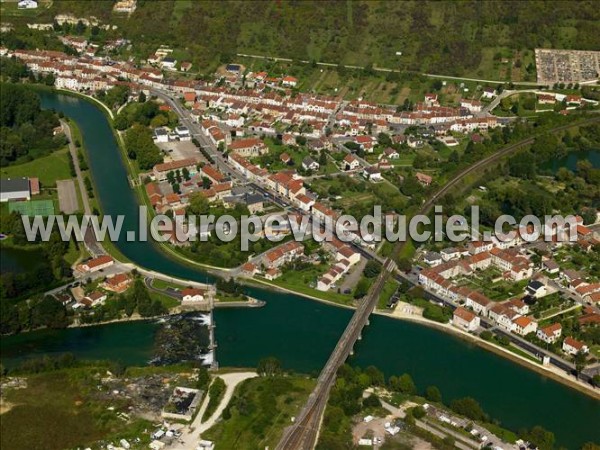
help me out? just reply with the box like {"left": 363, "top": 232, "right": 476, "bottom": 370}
{"left": 1, "top": 90, "right": 598, "bottom": 447}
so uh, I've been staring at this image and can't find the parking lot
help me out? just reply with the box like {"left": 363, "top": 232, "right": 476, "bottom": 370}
{"left": 156, "top": 140, "right": 203, "bottom": 162}
{"left": 56, "top": 179, "right": 79, "bottom": 214}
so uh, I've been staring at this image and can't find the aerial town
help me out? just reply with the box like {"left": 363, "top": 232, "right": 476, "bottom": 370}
{"left": 0, "top": 2, "right": 599, "bottom": 450}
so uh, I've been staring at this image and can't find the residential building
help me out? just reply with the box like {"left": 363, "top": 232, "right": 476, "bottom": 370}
{"left": 512, "top": 316, "right": 538, "bottom": 336}
{"left": 181, "top": 288, "right": 205, "bottom": 303}
{"left": 102, "top": 272, "right": 132, "bottom": 293}
{"left": 0, "top": 177, "right": 31, "bottom": 202}
{"left": 562, "top": 337, "right": 589, "bottom": 355}
{"left": 77, "top": 255, "right": 114, "bottom": 273}
{"left": 537, "top": 323, "right": 562, "bottom": 344}
{"left": 453, "top": 307, "right": 480, "bottom": 332}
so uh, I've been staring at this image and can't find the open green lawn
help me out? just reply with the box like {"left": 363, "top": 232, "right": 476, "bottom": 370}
{"left": 378, "top": 279, "right": 399, "bottom": 309}
{"left": 0, "top": 147, "right": 72, "bottom": 188}
{"left": 265, "top": 263, "right": 354, "bottom": 305}
{"left": 203, "top": 376, "right": 315, "bottom": 450}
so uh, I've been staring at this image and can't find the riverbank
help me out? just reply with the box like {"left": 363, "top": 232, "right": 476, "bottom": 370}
{"left": 383, "top": 307, "right": 600, "bottom": 401}
{"left": 238, "top": 275, "right": 600, "bottom": 399}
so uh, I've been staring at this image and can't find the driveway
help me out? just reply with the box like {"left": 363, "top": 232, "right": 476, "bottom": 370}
{"left": 172, "top": 371, "right": 258, "bottom": 449}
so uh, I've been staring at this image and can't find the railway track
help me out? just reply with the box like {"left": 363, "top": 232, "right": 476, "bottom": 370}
{"left": 276, "top": 116, "right": 600, "bottom": 449}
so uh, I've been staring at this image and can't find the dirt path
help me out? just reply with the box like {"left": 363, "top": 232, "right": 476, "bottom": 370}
{"left": 172, "top": 371, "right": 258, "bottom": 449}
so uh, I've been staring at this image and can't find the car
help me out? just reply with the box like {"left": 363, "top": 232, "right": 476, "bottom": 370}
{"left": 343, "top": 288, "right": 351, "bottom": 294}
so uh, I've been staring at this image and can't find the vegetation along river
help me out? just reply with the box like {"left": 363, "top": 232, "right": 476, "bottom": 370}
{"left": 1, "top": 90, "right": 598, "bottom": 448}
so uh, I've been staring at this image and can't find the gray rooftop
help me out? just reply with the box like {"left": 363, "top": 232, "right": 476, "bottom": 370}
{"left": 0, "top": 177, "right": 30, "bottom": 193}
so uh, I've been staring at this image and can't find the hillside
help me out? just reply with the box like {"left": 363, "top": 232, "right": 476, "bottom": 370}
{"left": 3, "top": 1, "right": 600, "bottom": 77}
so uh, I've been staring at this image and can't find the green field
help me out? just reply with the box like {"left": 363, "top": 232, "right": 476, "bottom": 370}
{"left": 8, "top": 199, "right": 55, "bottom": 217}
{"left": 0, "top": 148, "right": 72, "bottom": 188}
{"left": 203, "top": 376, "right": 315, "bottom": 450}
{"left": 0, "top": 368, "right": 151, "bottom": 450}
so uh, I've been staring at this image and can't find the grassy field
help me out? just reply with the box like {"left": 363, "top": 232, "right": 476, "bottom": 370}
{"left": 0, "top": 147, "right": 72, "bottom": 188}
{"left": 267, "top": 265, "right": 354, "bottom": 305}
{"left": 0, "top": 368, "right": 151, "bottom": 450}
{"left": 378, "top": 279, "right": 399, "bottom": 309}
{"left": 203, "top": 376, "right": 315, "bottom": 450}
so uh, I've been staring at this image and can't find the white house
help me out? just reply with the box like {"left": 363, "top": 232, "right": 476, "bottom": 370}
{"left": 562, "top": 337, "right": 589, "bottom": 356}
{"left": 0, "top": 177, "right": 31, "bottom": 202}
{"left": 181, "top": 288, "right": 205, "bottom": 303}
{"left": 153, "top": 128, "right": 169, "bottom": 143}
{"left": 343, "top": 154, "right": 360, "bottom": 171}
{"left": 302, "top": 156, "right": 320, "bottom": 171}
{"left": 77, "top": 255, "right": 114, "bottom": 273}
{"left": 537, "top": 323, "right": 562, "bottom": 344}
{"left": 18, "top": 0, "right": 38, "bottom": 8}
{"left": 453, "top": 307, "right": 480, "bottom": 332}
{"left": 512, "top": 316, "right": 538, "bottom": 336}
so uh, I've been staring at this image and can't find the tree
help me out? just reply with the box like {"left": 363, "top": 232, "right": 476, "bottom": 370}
{"left": 519, "top": 426, "right": 555, "bottom": 450}
{"left": 138, "top": 91, "right": 147, "bottom": 103}
{"left": 362, "top": 394, "right": 381, "bottom": 408}
{"left": 187, "top": 192, "right": 210, "bottom": 216}
{"left": 389, "top": 373, "right": 416, "bottom": 394}
{"left": 574, "top": 351, "right": 587, "bottom": 379}
{"left": 364, "top": 260, "right": 382, "bottom": 278}
{"left": 450, "top": 397, "right": 487, "bottom": 422}
{"left": 425, "top": 385, "right": 442, "bottom": 402}
{"left": 196, "top": 367, "right": 210, "bottom": 390}
{"left": 257, "top": 356, "right": 282, "bottom": 377}
{"left": 411, "top": 405, "right": 427, "bottom": 419}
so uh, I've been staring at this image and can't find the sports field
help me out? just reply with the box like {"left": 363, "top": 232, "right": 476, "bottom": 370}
{"left": 8, "top": 200, "right": 55, "bottom": 217}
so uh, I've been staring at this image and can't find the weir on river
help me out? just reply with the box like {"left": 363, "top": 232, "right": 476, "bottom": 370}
{"left": 1, "top": 89, "right": 598, "bottom": 448}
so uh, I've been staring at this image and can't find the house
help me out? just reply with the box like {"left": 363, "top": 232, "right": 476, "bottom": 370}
{"left": 505, "top": 298, "right": 529, "bottom": 315}
{"left": 302, "top": 156, "right": 320, "bottom": 171}
{"left": 18, "top": 0, "right": 38, "bottom": 8}
{"left": 465, "top": 292, "right": 491, "bottom": 316}
{"left": 265, "top": 268, "right": 282, "bottom": 280}
{"left": 453, "top": 307, "right": 480, "bottom": 332}
{"left": 481, "top": 87, "right": 497, "bottom": 99}
{"left": 423, "top": 252, "right": 443, "bottom": 266}
{"left": 415, "top": 172, "right": 432, "bottom": 186}
{"left": 181, "top": 288, "right": 205, "bottom": 303}
{"left": 83, "top": 291, "right": 107, "bottom": 307}
{"left": 282, "top": 76, "right": 298, "bottom": 87}
{"left": 229, "top": 138, "right": 268, "bottom": 157}
{"left": 363, "top": 166, "right": 383, "bottom": 182}
{"left": 153, "top": 158, "right": 198, "bottom": 181}
{"left": 29, "top": 177, "right": 40, "bottom": 196}
{"left": 1, "top": 177, "right": 31, "bottom": 202}
{"left": 537, "top": 323, "right": 562, "bottom": 344}
{"left": 336, "top": 245, "right": 360, "bottom": 266}
{"left": 543, "top": 259, "right": 560, "bottom": 274}
{"left": 175, "top": 126, "right": 191, "bottom": 141}
{"left": 241, "top": 262, "right": 258, "bottom": 277}
{"left": 102, "top": 272, "right": 132, "bottom": 293}
{"left": 382, "top": 147, "right": 400, "bottom": 159}
{"left": 343, "top": 154, "right": 360, "bottom": 171}
{"left": 262, "top": 241, "right": 305, "bottom": 269}
{"left": 153, "top": 128, "right": 169, "bottom": 143}
{"left": 180, "top": 62, "right": 193, "bottom": 72}
{"left": 280, "top": 152, "right": 293, "bottom": 165}
{"left": 282, "top": 134, "right": 296, "bottom": 146}
{"left": 562, "top": 337, "right": 588, "bottom": 356}
{"left": 526, "top": 280, "right": 547, "bottom": 298}
{"left": 77, "top": 255, "right": 114, "bottom": 273}
{"left": 183, "top": 92, "right": 196, "bottom": 104}
{"left": 460, "top": 99, "right": 482, "bottom": 112}
{"left": 161, "top": 57, "right": 177, "bottom": 70}
{"left": 512, "top": 316, "right": 538, "bottom": 336}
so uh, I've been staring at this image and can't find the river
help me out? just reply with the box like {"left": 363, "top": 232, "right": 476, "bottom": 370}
{"left": 1, "top": 90, "right": 598, "bottom": 447}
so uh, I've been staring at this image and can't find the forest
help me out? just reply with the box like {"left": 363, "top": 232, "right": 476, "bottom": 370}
{"left": 3, "top": 1, "right": 599, "bottom": 76}
{"left": 0, "top": 82, "right": 64, "bottom": 166}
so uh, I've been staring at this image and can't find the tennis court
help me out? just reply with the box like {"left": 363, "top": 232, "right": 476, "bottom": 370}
{"left": 8, "top": 199, "right": 55, "bottom": 217}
